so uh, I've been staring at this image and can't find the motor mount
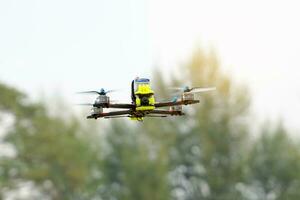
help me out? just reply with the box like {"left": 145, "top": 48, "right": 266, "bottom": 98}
{"left": 95, "top": 95, "right": 110, "bottom": 105}
{"left": 181, "top": 93, "right": 194, "bottom": 101}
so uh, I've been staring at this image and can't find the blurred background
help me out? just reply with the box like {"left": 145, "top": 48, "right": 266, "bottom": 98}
{"left": 1, "top": 0, "right": 300, "bottom": 199}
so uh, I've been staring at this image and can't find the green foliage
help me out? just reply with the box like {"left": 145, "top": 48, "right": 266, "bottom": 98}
{"left": 147, "top": 49, "right": 251, "bottom": 199}
{"left": 244, "top": 123, "right": 300, "bottom": 200}
{"left": 0, "top": 83, "right": 44, "bottom": 120}
{"left": 186, "top": 49, "right": 250, "bottom": 199}
{"left": 100, "top": 121, "right": 170, "bottom": 200}
{"left": 0, "top": 82, "right": 102, "bottom": 199}
{"left": 0, "top": 83, "right": 26, "bottom": 113}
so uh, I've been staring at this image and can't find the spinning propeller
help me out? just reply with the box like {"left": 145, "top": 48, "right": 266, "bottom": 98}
{"left": 166, "top": 86, "right": 216, "bottom": 102}
{"left": 76, "top": 88, "right": 120, "bottom": 107}
{"left": 171, "top": 86, "right": 216, "bottom": 93}
{"left": 77, "top": 88, "right": 117, "bottom": 95}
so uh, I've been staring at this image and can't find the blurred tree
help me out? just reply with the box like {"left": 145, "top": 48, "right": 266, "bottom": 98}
{"left": 144, "top": 48, "right": 251, "bottom": 200}
{"left": 0, "top": 82, "right": 102, "bottom": 199}
{"left": 244, "top": 123, "right": 300, "bottom": 200}
{"left": 0, "top": 82, "right": 40, "bottom": 120}
{"left": 99, "top": 120, "right": 170, "bottom": 200}
{"left": 184, "top": 49, "right": 251, "bottom": 199}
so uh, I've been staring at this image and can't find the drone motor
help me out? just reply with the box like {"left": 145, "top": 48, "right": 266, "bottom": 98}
{"left": 95, "top": 95, "right": 110, "bottom": 105}
{"left": 181, "top": 93, "right": 195, "bottom": 101}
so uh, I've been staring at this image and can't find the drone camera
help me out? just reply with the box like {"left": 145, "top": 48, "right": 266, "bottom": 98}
{"left": 141, "top": 96, "right": 150, "bottom": 105}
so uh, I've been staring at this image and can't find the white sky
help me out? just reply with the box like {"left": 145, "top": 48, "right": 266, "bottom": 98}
{"left": 0, "top": 0, "right": 299, "bottom": 131}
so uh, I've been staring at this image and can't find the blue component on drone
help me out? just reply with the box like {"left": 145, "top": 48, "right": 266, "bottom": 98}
{"left": 135, "top": 78, "right": 150, "bottom": 83}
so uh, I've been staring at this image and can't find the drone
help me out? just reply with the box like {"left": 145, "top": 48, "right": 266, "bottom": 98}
{"left": 78, "top": 77, "right": 215, "bottom": 121}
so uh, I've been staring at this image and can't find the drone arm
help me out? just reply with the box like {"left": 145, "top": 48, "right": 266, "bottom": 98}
{"left": 154, "top": 99, "right": 199, "bottom": 108}
{"left": 108, "top": 103, "right": 135, "bottom": 109}
{"left": 93, "top": 103, "right": 135, "bottom": 109}
{"left": 87, "top": 110, "right": 132, "bottom": 119}
{"left": 150, "top": 109, "right": 184, "bottom": 116}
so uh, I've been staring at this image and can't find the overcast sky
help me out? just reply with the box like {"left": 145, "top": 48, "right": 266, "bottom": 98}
{"left": 0, "top": 0, "right": 299, "bottom": 131}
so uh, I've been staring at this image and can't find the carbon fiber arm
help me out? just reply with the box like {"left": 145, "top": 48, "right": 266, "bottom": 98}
{"left": 108, "top": 103, "right": 135, "bottom": 109}
{"left": 154, "top": 100, "right": 199, "bottom": 108}
{"left": 93, "top": 103, "right": 135, "bottom": 109}
{"left": 87, "top": 110, "right": 132, "bottom": 119}
{"left": 149, "top": 109, "right": 184, "bottom": 116}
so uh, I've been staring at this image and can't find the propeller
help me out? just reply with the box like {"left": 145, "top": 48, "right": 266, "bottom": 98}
{"left": 75, "top": 99, "right": 119, "bottom": 107}
{"left": 167, "top": 86, "right": 216, "bottom": 101}
{"left": 171, "top": 86, "right": 216, "bottom": 93}
{"left": 77, "top": 88, "right": 117, "bottom": 95}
